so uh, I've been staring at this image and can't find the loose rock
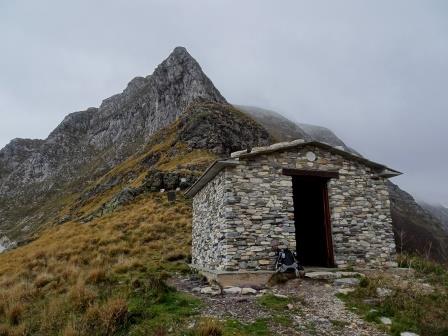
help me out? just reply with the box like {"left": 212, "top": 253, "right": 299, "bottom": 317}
{"left": 338, "top": 288, "right": 355, "bottom": 295}
{"left": 334, "top": 278, "right": 360, "bottom": 287}
{"left": 306, "top": 271, "right": 338, "bottom": 280}
{"left": 379, "top": 317, "right": 392, "bottom": 325}
{"left": 376, "top": 287, "right": 392, "bottom": 297}
{"left": 241, "top": 287, "right": 257, "bottom": 295}
{"left": 223, "top": 287, "right": 242, "bottom": 294}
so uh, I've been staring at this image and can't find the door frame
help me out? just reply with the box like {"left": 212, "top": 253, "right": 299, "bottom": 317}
{"left": 282, "top": 168, "right": 337, "bottom": 267}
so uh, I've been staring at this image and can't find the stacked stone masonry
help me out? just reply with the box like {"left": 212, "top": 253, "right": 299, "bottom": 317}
{"left": 192, "top": 145, "right": 397, "bottom": 272}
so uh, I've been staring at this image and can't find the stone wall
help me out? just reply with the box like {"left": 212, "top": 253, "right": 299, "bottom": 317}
{"left": 192, "top": 171, "right": 227, "bottom": 270}
{"left": 192, "top": 145, "right": 397, "bottom": 272}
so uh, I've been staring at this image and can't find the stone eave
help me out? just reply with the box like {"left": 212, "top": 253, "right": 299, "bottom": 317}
{"left": 185, "top": 160, "right": 240, "bottom": 197}
{"left": 231, "top": 139, "right": 402, "bottom": 178}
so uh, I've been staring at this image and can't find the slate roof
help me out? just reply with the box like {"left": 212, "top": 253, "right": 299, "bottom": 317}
{"left": 185, "top": 139, "right": 402, "bottom": 198}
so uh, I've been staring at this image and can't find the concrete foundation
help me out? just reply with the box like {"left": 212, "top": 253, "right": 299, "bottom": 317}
{"left": 191, "top": 265, "right": 274, "bottom": 287}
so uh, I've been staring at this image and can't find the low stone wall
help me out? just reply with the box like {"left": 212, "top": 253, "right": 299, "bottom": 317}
{"left": 192, "top": 145, "right": 397, "bottom": 273}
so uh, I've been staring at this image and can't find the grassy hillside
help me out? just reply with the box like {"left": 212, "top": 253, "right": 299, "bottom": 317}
{"left": 0, "top": 192, "right": 198, "bottom": 335}
{"left": 0, "top": 101, "right": 273, "bottom": 335}
{"left": 0, "top": 112, "right": 214, "bottom": 335}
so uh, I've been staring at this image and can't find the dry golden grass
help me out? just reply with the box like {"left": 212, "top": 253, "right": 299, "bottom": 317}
{"left": 194, "top": 318, "right": 223, "bottom": 336}
{"left": 157, "top": 149, "right": 216, "bottom": 171}
{"left": 0, "top": 193, "right": 192, "bottom": 335}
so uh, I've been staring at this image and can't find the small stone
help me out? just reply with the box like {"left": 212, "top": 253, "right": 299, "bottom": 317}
{"left": 192, "top": 287, "right": 201, "bottom": 293}
{"left": 380, "top": 317, "right": 392, "bottom": 325}
{"left": 337, "top": 288, "right": 355, "bottom": 295}
{"left": 305, "top": 271, "right": 338, "bottom": 280}
{"left": 287, "top": 303, "right": 294, "bottom": 310}
{"left": 334, "top": 278, "right": 360, "bottom": 287}
{"left": 223, "top": 286, "right": 242, "bottom": 294}
{"left": 241, "top": 287, "right": 257, "bottom": 295}
{"left": 400, "top": 332, "right": 419, "bottom": 336}
{"left": 200, "top": 286, "right": 213, "bottom": 294}
{"left": 335, "top": 271, "right": 365, "bottom": 278}
{"left": 376, "top": 287, "right": 392, "bottom": 297}
{"left": 200, "top": 286, "right": 221, "bottom": 295}
{"left": 273, "top": 293, "right": 288, "bottom": 299}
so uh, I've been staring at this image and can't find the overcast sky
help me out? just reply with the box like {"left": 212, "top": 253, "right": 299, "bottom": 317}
{"left": 0, "top": 1, "right": 447, "bottom": 205}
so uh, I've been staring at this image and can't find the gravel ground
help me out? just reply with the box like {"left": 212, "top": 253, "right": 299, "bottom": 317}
{"left": 170, "top": 275, "right": 388, "bottom": 336}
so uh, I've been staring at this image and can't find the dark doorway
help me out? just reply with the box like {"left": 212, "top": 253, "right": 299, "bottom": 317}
{"left": 284, "top": 170, "right": 335, "bottom": 267}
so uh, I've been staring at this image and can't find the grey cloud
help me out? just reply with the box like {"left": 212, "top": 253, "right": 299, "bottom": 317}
{"left": 0, "top": 0, "right": 447, "bottom": 204}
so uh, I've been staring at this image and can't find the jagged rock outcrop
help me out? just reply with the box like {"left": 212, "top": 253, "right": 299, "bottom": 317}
{"left": 0, "top": 138, "right": 44, "bottom": 180}
{"left": 178, "top": 102, "right": 272, "bottom": 156}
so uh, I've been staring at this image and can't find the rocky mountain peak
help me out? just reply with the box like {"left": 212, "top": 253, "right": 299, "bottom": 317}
{"left": 0, "top": 47, "right": 230, "bottom": 242}
{"left": 98, "top": 47, "right": 226, "bottom": 117}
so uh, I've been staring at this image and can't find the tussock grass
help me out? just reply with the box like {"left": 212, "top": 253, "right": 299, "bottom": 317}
{"left": 0, "top": 193, "right": 195, "bottom": 335}
{"left": 193, "top": 318, "right": 223, "bottom": 336}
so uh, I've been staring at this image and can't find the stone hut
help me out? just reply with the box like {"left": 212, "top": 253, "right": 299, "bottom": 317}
{"left": 185, "top": 139, "right": 401, "bottom": 285}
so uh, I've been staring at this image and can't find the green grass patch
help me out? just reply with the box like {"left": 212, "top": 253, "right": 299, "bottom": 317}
{"left": 127, "top": 276, "right": 201, "bottom": 335}
{"left": 257, "top": 294, "right": 291, "bottom": 311}
{"left": 223, "top": 319, "right": 270, "bottom": 336}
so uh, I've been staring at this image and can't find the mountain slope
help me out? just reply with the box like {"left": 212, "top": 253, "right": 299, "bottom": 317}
{"left": 388, "top": 182, "right": 448, "bottom": 261}
{"left": 0, "top": 47, "right": 228, "bottom": 242}
{"left": 235, "top": 105, "right": 361, "bottom": 155}
{"left": 419, "top": 202, "right": 448, "bottom": 233}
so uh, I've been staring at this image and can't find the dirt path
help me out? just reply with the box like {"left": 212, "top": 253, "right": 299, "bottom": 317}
{"left": 170, "top": 275, "right": 387, "bottom": 335}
